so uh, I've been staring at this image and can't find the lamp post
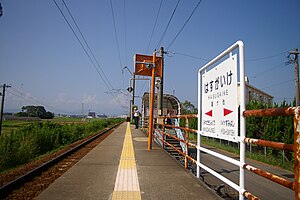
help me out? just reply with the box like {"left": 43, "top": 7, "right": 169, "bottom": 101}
{"left": 123, "top": 66, "right": 135, "bottom": 121}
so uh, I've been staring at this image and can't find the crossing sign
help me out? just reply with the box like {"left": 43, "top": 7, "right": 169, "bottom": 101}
{"left": 201, "top": 54, "right": 238, "bottom": 142}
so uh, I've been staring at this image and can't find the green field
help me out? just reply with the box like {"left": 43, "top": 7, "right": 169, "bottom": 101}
{"left": 0, "top": 117, "right": 124, "bottom": 172}
{"left": 1, "top": 117, "right": 102, "bottom": 134}
{"left": 1, "top": 120, "right": 34, "bottom": 134}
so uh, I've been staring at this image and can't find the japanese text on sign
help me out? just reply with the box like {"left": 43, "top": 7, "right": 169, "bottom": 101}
{"left": 201, "top": 54, "right": 238, "bottom": 142}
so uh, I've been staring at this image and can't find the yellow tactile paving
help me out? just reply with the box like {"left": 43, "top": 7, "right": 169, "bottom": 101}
{"left": 112, "top": 122, "right": 141, "bottom": 200}
{"left": 112, "top": 191, "right": 141, "bottom": 199}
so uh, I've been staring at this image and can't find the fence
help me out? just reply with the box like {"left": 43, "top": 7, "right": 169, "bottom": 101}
{"left": 153, "top": 107, "right": 299, "bottom": 200}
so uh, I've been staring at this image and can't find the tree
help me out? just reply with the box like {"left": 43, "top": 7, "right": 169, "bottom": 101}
{"left": 16, "top": 105, "right": 54, "bottom": 119}
{"left": 179, "top": 100, "right": 197, "bottom": 129}
{"left": 180, "top": 100, "right": 197, "bottom": 114}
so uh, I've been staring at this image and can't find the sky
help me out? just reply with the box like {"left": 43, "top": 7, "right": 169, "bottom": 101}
{"left": 0, "top": 0, "right": 299, "bottom": 116}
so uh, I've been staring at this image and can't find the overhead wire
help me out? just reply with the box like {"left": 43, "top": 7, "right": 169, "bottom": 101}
{"left": 250, "top": 62, "right": 287, "bottom": 79}
{"left": 61, "top": 0, "right": 114, "bottom": 91}
{"left": 110, "top": 0, "right": 132, "bottom": 108}
{"left": 52, "top": 0, "right": 114, "bottom": 96}
{"left": 8, "top": 87, "right": 71, "bottom": 114}
{"left": 138, "top": 0, "right": 164, "bottom": 97}
{"left": 261, "top": 79, "right": 294, "bottom": 90}
{"left": 172, "top": 52, "right": 210, "bottom": 61}
{"left": 146, "top": 0, "right": 163, "bottom": 54}
{"left": 124, "top": 0, "right": 128, "bottom": 64}
{"left": 167, "top": 0, "right": 203, "bottom": 50}
{"left": 53, "top": 0, "right": 127, "bottom": 109}
{"left": 156, "top": 0, "right": 180, "bottom": 50}
{"left": 110, "top": 0, "right": 124, "bottom": 86}
{"left": 247, "top": 51, "right": 287, "bottom": 62}
{"left": 173, "top": 49, "right": 289, "bottom": 63}
{"left": 122, "top": 0, "right": 128, "bottom": 91}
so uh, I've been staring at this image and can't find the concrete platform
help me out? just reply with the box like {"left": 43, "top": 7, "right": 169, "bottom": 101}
{"left": 37, "top": 122, "right": 220, "bottom": 200}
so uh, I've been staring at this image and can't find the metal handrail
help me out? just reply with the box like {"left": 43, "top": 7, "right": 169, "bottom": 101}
{"left": 153, "top": 107, "right": 299, "bottom": 200}
{"left": 155, "top": 114, "right": 198, "bottom": 169}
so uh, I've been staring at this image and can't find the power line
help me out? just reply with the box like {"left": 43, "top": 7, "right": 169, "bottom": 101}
{"left": 167, "top": 0, "right": 203, "bottom": 49}
{"left": 146, "top": 0, "right": 163, "bottom": 53}
{"left": 250, "top": 62, "right": 287, "bottom": 79}
{"left": 172, "top": 52, "right": 210, "bottom": 61}
{"left": 7, "top": 88, "right": 71, "bottom": 114}
{"left": 53, "top": 0, "right": 127, "bottom": 109}
{"left": 52, "top": 0, "right": 114, "bottom": 95}
{"left": 173, "top": 47, "right": 293, "bottom": 63}
{"left": 156, "top": 0, "right": 180, "bottom": 49}
{"left": 247, "top": 51, "right": 287, "bottom": 62}
{"left": 61, "top": 0, "right": 114, "bottom": 91}
{"left": 9, "top": 88, "right": 65, "bottom": 113}
{"left": 110, "top": 0, "right": 123, "bottom": 73}
{"left": 261, "top": 79, "right": 294, "bottom": 90}
{"left": 137, "top": 78, "right": 149, "bottom": 98}
{"left": 124, "top": 0, "right": 128, "bottom": 64}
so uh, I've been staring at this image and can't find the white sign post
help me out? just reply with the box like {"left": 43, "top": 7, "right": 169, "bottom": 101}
{"left": 201, "top": 54, "right": 238, "bottom": 142}
{"left": 197, "top": 41, "right": 246, "bottom": 200}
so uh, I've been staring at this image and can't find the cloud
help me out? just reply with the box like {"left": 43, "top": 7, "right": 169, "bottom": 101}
{"left": 82, "top": 95, "right": 98, "bottom": 105}
{"left": 55, "top": 92, "right": 77, "bottom": 104}
{"left": 52, "top": 92, "right": 130, "bottom": 115}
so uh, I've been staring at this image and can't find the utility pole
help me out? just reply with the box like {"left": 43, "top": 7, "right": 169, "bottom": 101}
{"left": 288, "top": 49, "right": 300, "bottom": 106}
{"left": 157, "top": 47, "right": 165, "bottom": 116}
{"left": 82, "top": 103, "right": 84, "bottom": 117}
{"left": 0, "top": 84, "right": 11, "bottom": 136}
{"left": 132, "top": 72, "right": 136, "bottom": 112}
{"left": 123, "top": 66, "right": 135, "bottom": 120}
{"left": 0, "top": 3, "right": 3, "bottom": 17}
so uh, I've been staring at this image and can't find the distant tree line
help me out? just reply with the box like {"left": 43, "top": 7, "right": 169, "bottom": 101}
{"left": 15, "top": 105, "right": 54, "bottom": 119}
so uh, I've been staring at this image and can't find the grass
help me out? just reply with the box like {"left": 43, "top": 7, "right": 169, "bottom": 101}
{"left": 49, "top": 117, "right": 84, "bottom": 122}
{"left": 188, "top": 133, "right": 294, "bottom": 172}
{"left": 1, "top": 120, "right": 34, "bottom": 134}
{"left": 1, "top": 117, "right": 106, "bottom": 134}
{"left": 0, "top": 118, "right": 124, "bottom": 172}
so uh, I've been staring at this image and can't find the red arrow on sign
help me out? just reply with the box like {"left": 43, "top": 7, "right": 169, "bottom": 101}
{"left": 223, "top": 108, "right": 233, "bottom": 116}
{"left": 205, "top": 110, "right": 213, "bottom": 117}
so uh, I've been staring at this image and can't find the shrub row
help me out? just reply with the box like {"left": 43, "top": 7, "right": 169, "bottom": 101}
{"left": 180, "top": 100, "right": 295, "bottom": 164}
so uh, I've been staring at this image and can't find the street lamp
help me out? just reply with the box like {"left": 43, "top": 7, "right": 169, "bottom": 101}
{"left": 123, "top": 66, "right": 135, "bottom": 121}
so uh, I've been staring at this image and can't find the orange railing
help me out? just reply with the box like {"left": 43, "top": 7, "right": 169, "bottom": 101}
{"left": 242, "top": 107, "right": 299, "bottom": 200}
{"left": 154, "top": 114, "right": 198, "bottom": 169}
{"left": 153, "top": 107, "right": 299, "bottom": 200}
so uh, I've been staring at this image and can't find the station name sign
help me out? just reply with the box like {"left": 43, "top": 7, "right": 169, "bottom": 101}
{"left": 201, "top": 54, "right": 238, "bottom": 142}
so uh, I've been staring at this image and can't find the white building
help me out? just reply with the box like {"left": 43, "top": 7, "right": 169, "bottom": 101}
{"left": 238, "top": 78, "right": 273, "bottom": 105}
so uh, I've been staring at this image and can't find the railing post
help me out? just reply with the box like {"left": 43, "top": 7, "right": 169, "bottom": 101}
{"left": 147, "top": 51, "right": 156, "bottom": 150}
{"left": 294, "top": 107, "right": 300, "bottom": 200}
{"left": 185, "top": 116, "right": 189, "bottom": 169}
{"left": 162, "top": 116, "right": 165, "bottom": 149}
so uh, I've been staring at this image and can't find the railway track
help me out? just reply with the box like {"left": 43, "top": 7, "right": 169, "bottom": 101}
{"left": 0, "top": 123, "right": 121, "bottom": 199}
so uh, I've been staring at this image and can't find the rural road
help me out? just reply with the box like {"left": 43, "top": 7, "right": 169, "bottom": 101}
{"left": 197, "top": 146, "right": 294, "bottom": 200}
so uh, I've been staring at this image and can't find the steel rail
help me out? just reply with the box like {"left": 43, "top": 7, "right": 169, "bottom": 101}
{"left": 0, "top": 122, "right": 121, "bottom": 198}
